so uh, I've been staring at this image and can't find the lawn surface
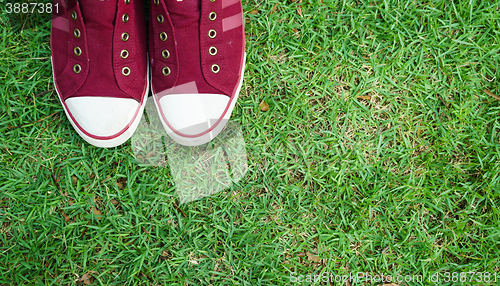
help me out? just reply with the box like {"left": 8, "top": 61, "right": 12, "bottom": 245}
{"left": 1, "top": 0, "right": 500, "bottom": 285}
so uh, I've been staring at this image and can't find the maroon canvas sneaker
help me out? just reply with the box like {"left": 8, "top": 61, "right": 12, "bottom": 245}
{"left": 149, "top": 0, "right": 245, "bottom": 146}
{"left": 51, "top": 0, "right": 148, "bottom": 148}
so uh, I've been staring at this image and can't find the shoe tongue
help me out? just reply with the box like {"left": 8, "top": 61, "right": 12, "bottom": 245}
{"left": 79, "top": 0, "right": 118, "bottom": 27}
{"left": 165, "top": 0, "right": 200, "bottom": 27}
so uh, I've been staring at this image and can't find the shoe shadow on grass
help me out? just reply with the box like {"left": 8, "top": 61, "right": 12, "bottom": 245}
{"left": 131, "top": 97, "right": 248, "bottom": 204}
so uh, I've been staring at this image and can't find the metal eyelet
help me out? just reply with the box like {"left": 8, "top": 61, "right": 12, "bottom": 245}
{"left": 73, "top": 29, "right": 81, "bottom": 38}
{"left": 211, "top": 64, "right": 220, "bottom": 73}
{"left": 74, "top": 47, "right": 82, "bottom": 56}
{"left": 122, "top": 32, "right": 129, "bottom": 41}
{"left": 121, "top": 50, "right": 129, "bottom": 59}
{"left": 73, "top": 64, "right": 81, "bottom": 74}
{"left": 209, "top": 12, "right": 217, "bottom": 21}
{"left": 122, "top": 14, "right": 129, "bottom": 23}
{"left": 153, "top": 0, "right": 159, "bottom": 5}
{"left": 125, "top": 0, "right": 130, "bottom": 4}
{"left": 159, "top": 32, "right": 167, "bottom": 41}
{"left": 162, "top": 66, "right": 171, "bottom": 76}
{"left": 71, "top": 11, "right": 77, "bottom": 20}
{"left": 210, "top": 0, "right": 215, "bottom": 2}
{"left": 162, "top": 49, "right": 170, "bottom": 59}
{"left": 122, "top": 67, "right": 131, "bottom": 76}
{"left": 209, "top": 46, "right": 217, "bottom": 56}
{"left": 157, "top": 14, "right": 164, "bottom": 23}
{"left": 208, "top": 29, "right": 217, "bottom": 39}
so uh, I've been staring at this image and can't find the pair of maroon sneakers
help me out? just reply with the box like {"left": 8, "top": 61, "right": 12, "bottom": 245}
{"left": 51, "top": 0, "right": 245, "bottom": 147}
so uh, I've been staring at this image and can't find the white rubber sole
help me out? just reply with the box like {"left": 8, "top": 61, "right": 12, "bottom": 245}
{"left": 152, "top": 54, "right": 246, "bottom": 147}
{"left": 51, "top": 57, "right": 149, "bottom": 148}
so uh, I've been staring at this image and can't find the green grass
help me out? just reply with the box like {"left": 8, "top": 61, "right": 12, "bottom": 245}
{"left": 1, "top": 0, "right": 500, "bottom": 285}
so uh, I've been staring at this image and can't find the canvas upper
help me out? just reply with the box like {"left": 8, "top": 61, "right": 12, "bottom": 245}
{"left": 149, "top": 0, "right": 245, "bottom": 146}
{"left": 51, "top": 0, "right": 148, "bottom": 147}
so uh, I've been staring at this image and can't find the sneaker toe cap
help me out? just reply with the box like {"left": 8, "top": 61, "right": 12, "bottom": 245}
{"left": 65, "top": 96, "right": 140, "bottom": 137}
{"left": 157, "top": 93, "right": 231, "bottom": 136}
